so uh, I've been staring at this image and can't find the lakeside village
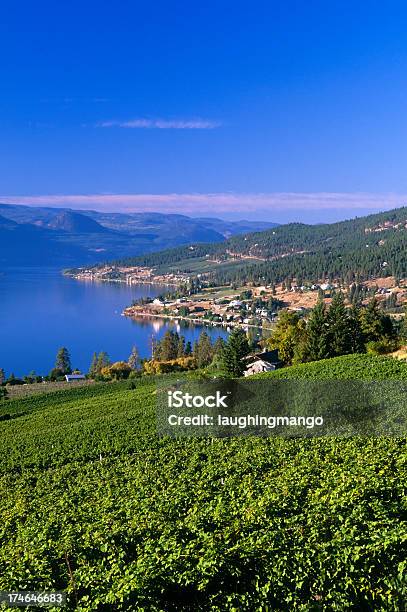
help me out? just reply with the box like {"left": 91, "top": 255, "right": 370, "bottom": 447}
{"left": 69, "top": 264, "right": 407, "bottom": 334}
{"left": 3, "top": 268, "right": 407, "bottom": 399}
{"left": 57, "top": 264, "right": 407, "bottom": 375}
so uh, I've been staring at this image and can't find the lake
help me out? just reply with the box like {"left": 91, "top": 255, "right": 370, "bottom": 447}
{"left": 0, "top": 267, "right": 228, "bottom": 377}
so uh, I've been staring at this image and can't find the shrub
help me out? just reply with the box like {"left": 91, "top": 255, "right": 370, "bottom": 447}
{"left": 48, "top": 368, "right": 66, "bottom": 381}
{"left": 5, "top": 374, "right": 24, "bottom": 386}
{"left": 366, "top": 339, "right": 400, "bottom": 355}
{"left": 143, "top": 356, "right": 196, "bottom": 375}
{"left": 101, "top": 361, "right": 132, "bottom": 380}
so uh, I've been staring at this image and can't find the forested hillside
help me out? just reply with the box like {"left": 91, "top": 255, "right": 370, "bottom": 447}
{"left": 110, "top": 207, "right": 407, "bottom": 285}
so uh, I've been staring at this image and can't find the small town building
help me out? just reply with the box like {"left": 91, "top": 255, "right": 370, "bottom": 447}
{"left": 65, "top": 374, "right": 86, "bottom": 382}
{"left": 243, "top": 349, "right": 282, "bottom": 377}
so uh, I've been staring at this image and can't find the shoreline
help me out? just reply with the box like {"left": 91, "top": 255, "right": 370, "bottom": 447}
{"left": 123, "top": 309, "right": 270, "bottom": 331}
{"left": 64, "top": 273, "right": 179, "bottom": 287}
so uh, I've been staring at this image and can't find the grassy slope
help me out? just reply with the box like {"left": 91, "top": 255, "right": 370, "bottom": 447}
{"left": 253, "top": 353, "right": 407, "bottom": 380}
{"left": 0, "top": 360, "right": 406, "bottom": 611}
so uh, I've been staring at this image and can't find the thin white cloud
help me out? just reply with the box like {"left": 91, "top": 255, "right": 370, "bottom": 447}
{"left": 97, "top": 118, "right": 221, "bottom": 129}
{"left": 3, "top": 192, "right": 406, "bottom": 227}
{"left": 1, "top": 192, "right": 407, "bottom": 219}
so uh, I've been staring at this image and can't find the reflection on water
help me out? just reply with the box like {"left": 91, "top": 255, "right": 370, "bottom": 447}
{"left": 0, "top": 267, "right": 228, "bottom": 376}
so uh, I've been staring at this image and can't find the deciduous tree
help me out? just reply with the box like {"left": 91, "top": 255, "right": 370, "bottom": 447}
{"left": 266, "top": 311, "right": 305, "bottom": 365}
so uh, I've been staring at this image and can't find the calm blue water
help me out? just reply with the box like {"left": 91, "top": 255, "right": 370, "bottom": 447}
{"left": 0, "top": 267, "right": 228, "bottom": 377}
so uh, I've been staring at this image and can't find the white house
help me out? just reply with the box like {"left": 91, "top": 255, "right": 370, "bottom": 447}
{"left": 65, "top": 374, "right": 86, "bottom": 382}
{"left": 244, "top": 360, "right": 277, "bottom": 376}
{"left": 243, "top": 349, "right": 282, "bottom": 377}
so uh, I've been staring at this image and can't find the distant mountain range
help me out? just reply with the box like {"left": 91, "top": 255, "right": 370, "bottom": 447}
{"left": 0, "top": 203, "right": 278, "bottom": 266}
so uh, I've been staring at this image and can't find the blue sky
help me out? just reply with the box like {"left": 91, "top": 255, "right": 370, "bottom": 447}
{"left": 1, "top": 0, "right": 407, "bottom": 222}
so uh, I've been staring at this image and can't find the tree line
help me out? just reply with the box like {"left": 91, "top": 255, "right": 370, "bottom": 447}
{"left": 0, "top": 330, "right": 243, "bottom": 388}
{"left": 2, "top": 295, "right": 406, "bottom": 394}
{"left": 266, "top": 295, "right": 406, "bottom": 366}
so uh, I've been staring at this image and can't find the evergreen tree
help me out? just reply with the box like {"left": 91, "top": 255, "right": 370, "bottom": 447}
{"left": 0, "top": 368, "right": 5, "bottom": 385}
{"left": 359, "top": 298, "right": 388, "bottom": 342}
{"left": 348, "top": 304, "right": 365, "bottom": 354}
{"left": 193, "top": 331, "right": 213, "bottom": 368}
{"left": 185, "top": 341, "right": 192, "bottom": 355}
{"left": 177, "top": 336, "right": 186, "bottom": 358}
{"left": 155, "top": 331, "right": 179, "bottom": 361}
{"left": 213, "top": 336, "right": 226, "bottom": 355}
{"left": 303, "top": 300, "right": 328, "bottom": 361}
{"left": 55, "top": 347, "right": 71, "bottom": 374}
{"left": 128, "top": 345, "right": 139, "bottom": 370}
{"left": 326, "top": 293, "right": 351, "bottom": 357}
{"left": 221, "top": 329, "right": 250, "bottom": 377}
{"left": 351, "top": 284, "right": 362, "bottom": 306}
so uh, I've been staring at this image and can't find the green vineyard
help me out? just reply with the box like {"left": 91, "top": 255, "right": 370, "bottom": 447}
{"left": 0, "top": 356, "right": 406, "bottom": 610}
{"left": 255, "top": 353, "right": 407, "bottom": 380}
